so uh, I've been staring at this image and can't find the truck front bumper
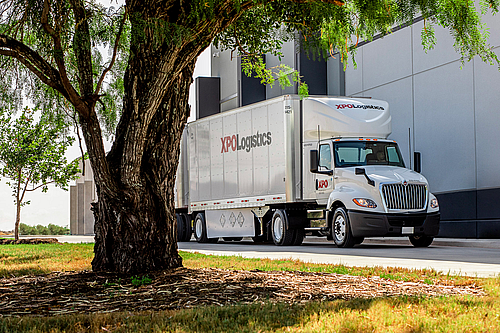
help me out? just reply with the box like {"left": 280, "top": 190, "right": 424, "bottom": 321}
{"left": 348, "top": 210, "right": 440, "bottom": 238}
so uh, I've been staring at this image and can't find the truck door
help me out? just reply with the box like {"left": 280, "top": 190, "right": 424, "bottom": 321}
{"left": 315, "top": 142, "right": 334, "bottom": 205}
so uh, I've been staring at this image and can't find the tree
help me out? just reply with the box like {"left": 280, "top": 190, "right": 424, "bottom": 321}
{"left": 0, "top": 0, "right": 497, "bottom": 273}
{"left": 0, "top": 107, "right": 80, "bottom": 241}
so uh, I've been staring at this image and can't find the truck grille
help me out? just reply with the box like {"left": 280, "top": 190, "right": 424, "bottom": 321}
{"left": 381, "top": 183, "right": 427, "bottom": 210}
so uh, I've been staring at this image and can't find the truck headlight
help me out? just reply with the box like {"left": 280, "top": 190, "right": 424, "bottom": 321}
{"left": 430, "top": 198, "right": 439, "bottom": 209}
{"left": 353, "top": 198, "right": 377, "bottom": 208}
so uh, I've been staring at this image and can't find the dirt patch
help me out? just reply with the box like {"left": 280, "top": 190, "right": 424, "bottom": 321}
{"left": 0, "top": 267, "right": 484, "bottom": 317}
{"left": 0, "top": 238, "right": 59, "bottom": 245}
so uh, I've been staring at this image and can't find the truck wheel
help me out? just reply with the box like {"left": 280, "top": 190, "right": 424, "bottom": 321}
{"left": 176, "top": 213, "right": 191, "bottom": 242}
{"left": 194, "top": 213, "right": 217, "bottom": 243}
{"left": 271, "top": 209, "right": 295, "bottom": 246}
{"left": 292, "top": 229, "right": 305, "bottom": 246}
{"left": 332, "top": 207, "right": 356, "bottom": 248}
{"left": 409, "top": 235, "right": 434, "bottom": 247}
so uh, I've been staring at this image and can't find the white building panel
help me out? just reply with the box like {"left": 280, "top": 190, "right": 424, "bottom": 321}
{"left": 362, "top": 26, "right": 413, "bottom": 91}
{"left": 474, "top": 52, "right": 500, "bottom": 189}
{"left": 345, "top": 48, "right": 364, "bottom": 96}
{"left": 412, "top": 21, "right": 459, "bottom": 74}
{"left": 482, "top": 7, "right": 500, "bottom": 48}
{"left": 363, "top": 77, "right": 413, "bottom": 167}
{"left": 414, "top": 61, "right": 476, "bottom": 193}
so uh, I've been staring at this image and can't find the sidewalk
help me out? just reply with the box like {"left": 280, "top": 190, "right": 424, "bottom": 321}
{"left": 362, "top": 237, "right": 500, "bottom": 249}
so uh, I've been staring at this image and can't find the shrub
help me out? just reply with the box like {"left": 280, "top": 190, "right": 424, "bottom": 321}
{"left": 19, "top": 223, "right": 70, "bottom": 235}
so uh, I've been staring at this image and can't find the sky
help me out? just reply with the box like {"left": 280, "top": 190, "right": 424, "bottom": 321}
{"left": 0, "top": 2, "right": 211, "bottom": 231}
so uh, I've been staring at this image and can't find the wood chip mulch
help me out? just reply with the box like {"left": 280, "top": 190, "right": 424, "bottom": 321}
{"left": 0, "top": 267, "right": 484, "bottom": 317}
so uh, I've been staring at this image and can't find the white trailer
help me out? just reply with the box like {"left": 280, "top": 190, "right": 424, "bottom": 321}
{"left": 175, "top": 95, "right": 440, "bottom": 247}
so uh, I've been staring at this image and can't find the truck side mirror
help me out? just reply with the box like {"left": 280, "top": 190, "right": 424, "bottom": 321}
{"left": 310, "top": 150, "right": 319, "bottom": 173}
{"left": 414, "top": 152, "right": 421, "bottom": 173}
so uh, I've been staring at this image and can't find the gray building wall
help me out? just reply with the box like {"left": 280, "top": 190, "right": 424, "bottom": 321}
{"left": 69, "top": 159, "right": 97, "bottom": 235}
{"left": 344, "top": 15, "right": 500, "bottom": 238}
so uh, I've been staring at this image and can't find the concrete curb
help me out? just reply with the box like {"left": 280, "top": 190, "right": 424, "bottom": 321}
{"left": 362, "top": 237, "right": 500, "bottom": 249}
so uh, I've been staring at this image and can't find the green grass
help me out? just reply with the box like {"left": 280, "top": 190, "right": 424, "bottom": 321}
{"left": 1, "top": 243, "right": 499, "bottom": 332}
{"left": 0, "top": 243, "right": 94, "bottom": 277}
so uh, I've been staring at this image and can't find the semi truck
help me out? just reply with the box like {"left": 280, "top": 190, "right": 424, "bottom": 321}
{"left": 175, "top": 95, "right": 440, "bottom": 247}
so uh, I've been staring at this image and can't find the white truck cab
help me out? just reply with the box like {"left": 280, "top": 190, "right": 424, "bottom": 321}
{"left": 310, "top": 137, "right": 440, "bottom": 247}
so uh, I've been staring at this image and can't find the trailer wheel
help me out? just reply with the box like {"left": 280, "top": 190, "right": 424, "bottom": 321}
{"left": 194, "top": 213, "right": 217, "bottom": 243}
{"left": 176, "top": 213, "right": 191, "bottom": 242}
{"left": 271, "top": 209, "right": 295, "bottom": 246}
{"left": 332, "top": 207, "right": 356, "bottom": 248}
{"left": 409, "top": 235, "right": 434, "bottom": 247}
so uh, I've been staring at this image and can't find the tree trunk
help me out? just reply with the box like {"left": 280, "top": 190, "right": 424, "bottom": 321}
{"left": 14, "top": 170, "right": 22, "bottom": 241}
{"left": 14, "top": 198, "right": 21, "bottom": 241}
{"left": 85, "top": 1, "right": 243, "bottom": 274}
{"left": 90, "top": 56, "right": 194, "bottom": 274}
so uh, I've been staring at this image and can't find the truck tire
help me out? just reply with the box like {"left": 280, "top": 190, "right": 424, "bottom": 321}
{"left": 292, "top": 229, "right": 305, "bottom": 246}
{"left": 332, "top": 207, "right": 356, "bottom": 248}
{"left": 194, "top": 213, "right": 217, "bottom": 243}
{"left": 409, "top": 235, "right": 434, "bottom": 247}
{"left": 271, "top": 209, "right": 295, "bottom": 246}
{"left": 176, "top": 213, "right": 192, "bottom": 242}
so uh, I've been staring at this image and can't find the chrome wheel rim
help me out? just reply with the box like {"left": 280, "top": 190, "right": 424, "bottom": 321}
{"left": 334, "top": 214, "right": 346, "bottom": 243}
{"left": 195, "top": 218, "right": 203, "bottom": 239}
{"left": 273, "top": 215, "right": 284, "bottom": 242}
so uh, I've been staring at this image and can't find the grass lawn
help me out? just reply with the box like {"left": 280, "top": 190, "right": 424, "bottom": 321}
{"left": 0, "top": 243, "right": 499, "bottom": 332}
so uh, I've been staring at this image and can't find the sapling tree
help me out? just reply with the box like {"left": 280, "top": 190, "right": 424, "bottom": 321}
{"left": 0, "top": 107, "right": 80, "bottom": 241}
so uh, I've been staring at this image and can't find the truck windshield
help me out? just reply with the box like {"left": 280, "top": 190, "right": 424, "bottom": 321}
{"left": 333, "top": 141, "right": 405, "bottom": 168}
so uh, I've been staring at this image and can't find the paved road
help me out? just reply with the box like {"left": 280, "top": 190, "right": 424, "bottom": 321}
{"left": 178, "top": 237, "right": 500, "bottom": 278}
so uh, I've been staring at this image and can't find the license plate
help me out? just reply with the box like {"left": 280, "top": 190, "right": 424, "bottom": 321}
{"left": 402, "top": 227, "right": 414, "bottom": 234}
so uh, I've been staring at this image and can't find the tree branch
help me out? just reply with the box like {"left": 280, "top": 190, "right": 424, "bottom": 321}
{"left": 20, "top": 170, "right": 33, "bottom": 202}
{"left": 0, "top": 36, "right": 71, "bottom": 101}
{"left": 41, "top": 0, "right": 87, "bottom": 117}
{"left": 25, "top": 180, "right": 55, "bottom": 192}
{"left": 95, "top": 7, "right": 128, "bottom": 96}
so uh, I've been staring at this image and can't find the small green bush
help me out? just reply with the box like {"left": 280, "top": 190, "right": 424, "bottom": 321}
{"left": 19, "top": 223, "right": 69, "bottom": 235}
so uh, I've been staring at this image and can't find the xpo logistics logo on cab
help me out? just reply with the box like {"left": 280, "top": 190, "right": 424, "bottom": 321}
{"left": 221, "top": 131, "right": 272, "bottom": 153}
